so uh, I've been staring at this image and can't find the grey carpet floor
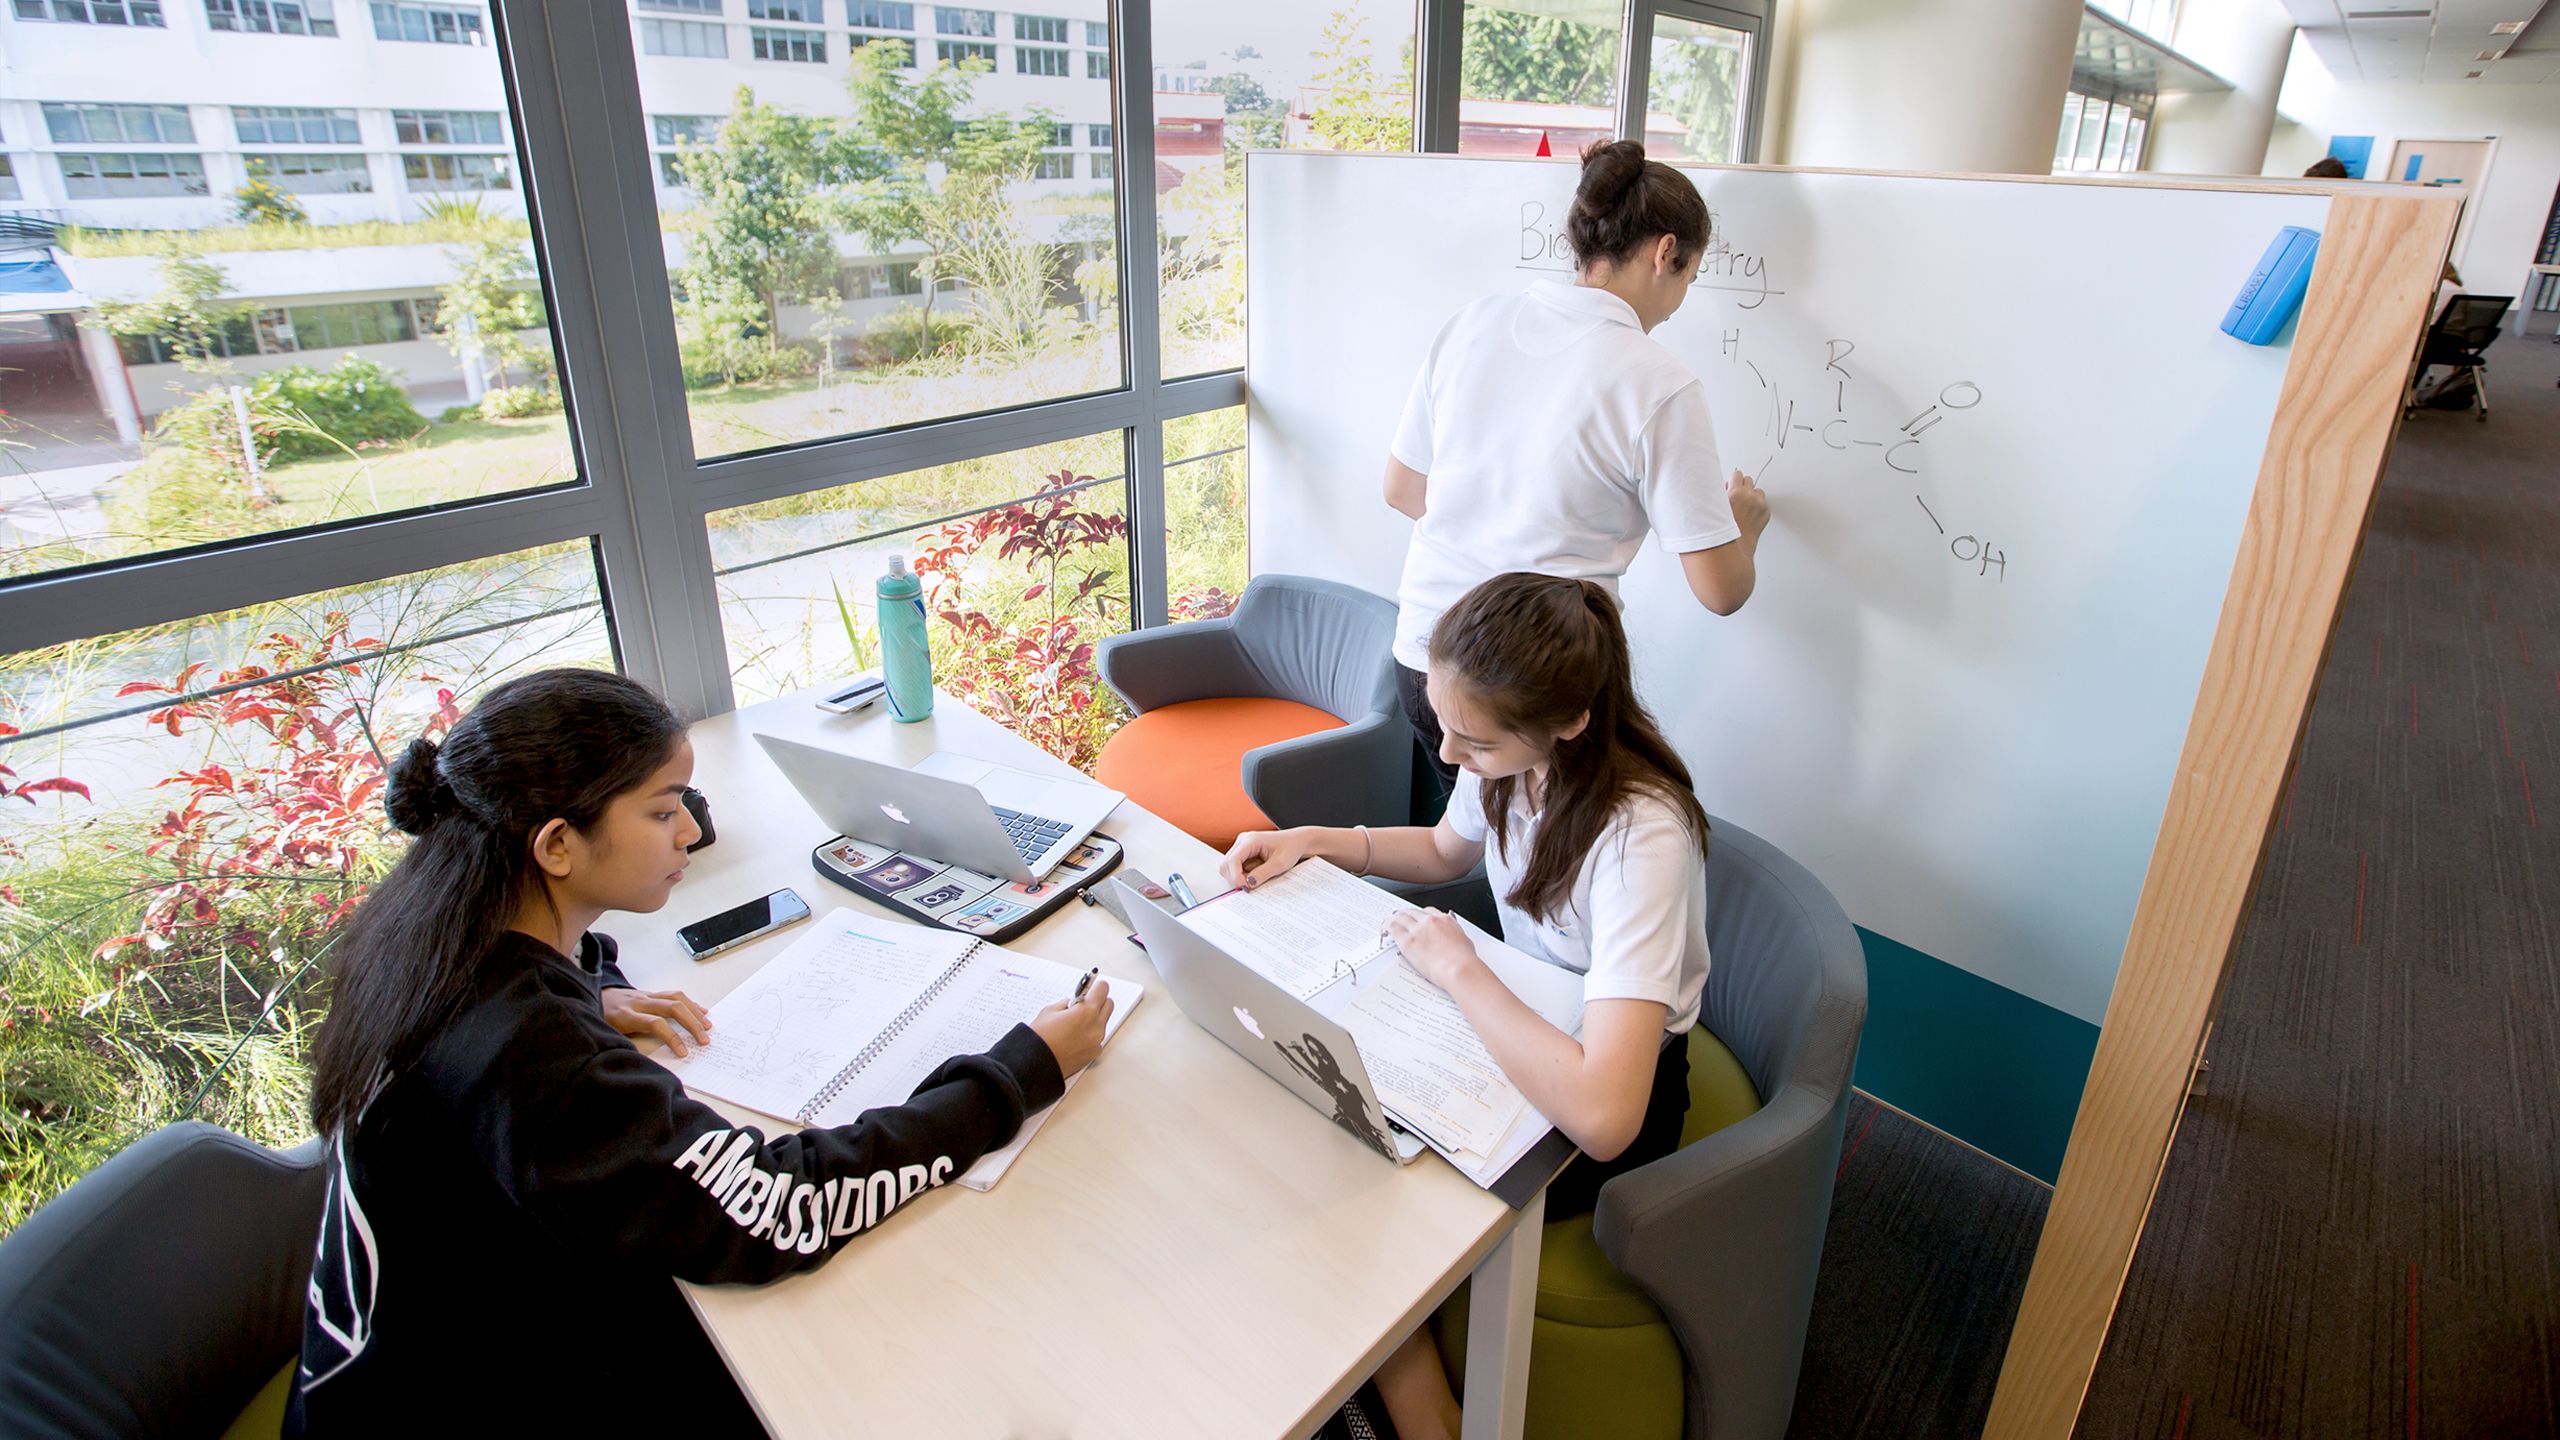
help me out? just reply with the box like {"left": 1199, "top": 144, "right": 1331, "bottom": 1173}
{"left": 2076, "top": 333, "right": 2560, "bottom": 1437}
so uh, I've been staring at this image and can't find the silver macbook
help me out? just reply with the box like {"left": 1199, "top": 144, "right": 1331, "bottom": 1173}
{"left": 1118, "top": 880, "right": 1425, "bottom": 1165}
{"left": 755, "top": 733, "right": 1122, "bottom": 883}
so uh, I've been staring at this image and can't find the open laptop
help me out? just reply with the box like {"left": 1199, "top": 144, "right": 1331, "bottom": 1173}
{"left": 1118, "top": 879, "right": 1426, "bottom": 1165}
{"left": 755, "top": 733, "right": 1122, "bottom": 883}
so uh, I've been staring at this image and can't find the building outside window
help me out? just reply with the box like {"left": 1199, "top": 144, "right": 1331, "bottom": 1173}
{"left": 204, "top": 0, "right": 337, "bottom": 34}
{"left": 369, "top": 1, "right": 482, "bottom": 44}
{"left": 852, "top": 33, "right": 915, "bottom": 64}
{"left": 1088, "top": 151, "right": 1110, "bottom": 180}
{"left": 639, "top": 16, "right": 726, "bottom": 55}
{"left": 1083, "top": 18, "right": 1103, "bottom": 45}
{"left": 848, "top": 0, "right": 909, "bottom": 27}
{"left": 750, "top": 25, "right": 826, "bottom": 60}
{"left": 59, "top": 151, "right": 209, "bottom": 197}
{"left": 936, "top": 38, "right": 992, "bottom": 64}
{"left": 932, "top": 5, "right": 990, "bottom": 35}
{"left": 43, "top": 103, "right": 196, "bottom": 146}
{"left": 246, "top": 151, "right": 374, "bottom": 193}
{"left": 235, "top": 106, "right": 361, "bottom": 144}
{"left": 263, "top": 298, "right": 416, "bottom": 349}
{"left": 400, "top": 150, "right": 512, "bottom": 190}
{"left": 637, "top": 0, "right": 720, "bottom": 10}
{"left": 392, "top": 109, "right": 506, "bottom": 145}
{"left": 1014, "top": 13, "right": 1063, "bottom": 42}
{"left": 1017, "top": 45, "right": 1068, "bottom": 76}
{"left": 1029, "top": 151, "right": 1071, "bottom": 179}
{"left": 12, "top": 0, "right": 166, "bottom": 22}
{"left": 745, "top": 0, "right": 815, "bottom": 20}
{"left": 0, "top": 156, "right": 20, "bottom": 201}
{"left": 1086, "top": 48, "right": 1108, "bottom": 79}
{"left": 650, "top": 113, "right": 718, "bottom": 185}
{"left": 1087, "top": 123, "right": 1109, "bottom": 148}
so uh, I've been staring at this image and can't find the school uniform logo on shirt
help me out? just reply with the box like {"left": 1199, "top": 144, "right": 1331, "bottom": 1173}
{"left": 672, "top": 1127, "right": 954, "bottom": 1254}
{"left": 301, "top": 1138, "right": 380, "bottom": 1391}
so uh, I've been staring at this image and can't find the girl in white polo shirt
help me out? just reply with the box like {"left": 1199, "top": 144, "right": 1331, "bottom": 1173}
{"left": 1386, "top": 139, "right": 1770, "bottom": 794}
{"left": 1224, "top": 572, "right": 1712, "bottom": 1440}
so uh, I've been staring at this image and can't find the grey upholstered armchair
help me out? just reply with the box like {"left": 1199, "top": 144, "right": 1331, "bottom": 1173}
{"left": 1598, "top": 814, "right": 1870, "bottom": 1440}
{"left": 1095, "top": 574, "right": 1413, "bottom": 837}
{"left": 0, "top": 1121, "right": 325, "bottom": 1439}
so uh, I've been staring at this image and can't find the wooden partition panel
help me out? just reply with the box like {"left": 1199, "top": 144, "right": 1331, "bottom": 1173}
{"left": 1983, "top": 189, "right": 2464, "bottom": 1439}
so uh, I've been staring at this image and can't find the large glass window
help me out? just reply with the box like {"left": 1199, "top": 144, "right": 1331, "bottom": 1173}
{"left": 1458, "top": 0, "right": 1621, "bottom": 156}
{"left": 709, "top": 432, "right": 1132, "bottom": 767}
{"left": 12, "top": 0, "right": 166, "bottom": 22}
{"left": 1645, "top": 13, "right": 1750, "bottom": 164}
{"left": 3, "top": 25, "right": 573, "bottom": 580}
{"left": 639, "top": 16, "right": 728, "bottom": 55}
{"left": 750, "top": 24, "right": 828, "bottom": 60}
{"left": 2053, "top": 88, "right": 2151, "bottom": 174}
{"left": 1148, "top": 0, "right": 1417, "bottom": 378}
{"left": 851, "top": 1, "right": 913, "bottom": 27}
{"left": 631, "top": 4, "right": 1123, "bottom": 460}
{"left": 205, "top": 0, "right": 339, "bottom": 34}
{"left": 0, "top": 545, "right": 611, "bottom": 1232}
{"left": 1163, "top": 406, "right": 1243, "bottom": 620}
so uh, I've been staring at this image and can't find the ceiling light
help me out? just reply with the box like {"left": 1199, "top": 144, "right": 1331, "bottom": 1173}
{"left": 2491, "top": 21, "right": 2527, "bottom": 33}
{"left": 2465, "top": 68, "right": 2484, "bottom": 76}
{"left": 2477, "top": 49, "right": 2503, "bottom": 58}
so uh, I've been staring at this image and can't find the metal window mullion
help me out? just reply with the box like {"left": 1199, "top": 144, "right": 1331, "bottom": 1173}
{"left": 0, "top": 486, "right": 613, "bottom": 653}
{"left": 1112, "top": 0, "right": 1168, "bottom": 628}
{"left": 1417, "top": 0, "right": 1463, "bottom": 153}
{"left": 693, "top": 389, "right": 1155, "bottom": 513}
{"left": 1617, "top": 0, "right": 1653, "bottom": 145}
{"left": 1157, "top": 369, "right": 1244, "bottom": 420}
{"left": 499, "top": 0, "right": 733, "bottom": 720}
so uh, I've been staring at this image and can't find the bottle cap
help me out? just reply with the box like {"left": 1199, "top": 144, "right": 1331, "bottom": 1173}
{"left": 887, "top": 554, "right": 910, "bottom": 576}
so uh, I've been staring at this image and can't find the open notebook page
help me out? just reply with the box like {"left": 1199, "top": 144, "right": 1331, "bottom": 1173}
{"left": 1177, "top": 858, "right": 1407, "bottom": 1000}
{"left": 664, "top": 909, "right": 975, "bottom": 1122}
{"left": 810, "top": 946, "right": 1142, "bottom": 1189}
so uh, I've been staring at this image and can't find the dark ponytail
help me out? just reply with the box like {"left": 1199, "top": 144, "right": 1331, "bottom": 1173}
{"left": 1567, "top": 138, "right": 1711, "bottom": 273}
{"left": 309, "top": 668, "right": 686, "bottom": 1136}
{"left": 1431, "top": 573, "right": 1708, "bottom": 924}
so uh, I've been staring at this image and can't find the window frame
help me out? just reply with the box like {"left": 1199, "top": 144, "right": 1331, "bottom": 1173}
{"left": 204, "top": 0, "right": 339, "bottom": 34}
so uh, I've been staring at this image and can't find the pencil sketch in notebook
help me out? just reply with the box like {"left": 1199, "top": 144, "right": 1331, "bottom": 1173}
{"left": 1179, "top": 859, "right": 1407, "bottom": 999}
{"left": 668, "top": 918, "right": 969, "bottom": 1121}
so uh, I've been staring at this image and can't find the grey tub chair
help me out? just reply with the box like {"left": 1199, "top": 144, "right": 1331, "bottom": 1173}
{"left": 0, "top": 1121, "right": 325, "bottom": 1439}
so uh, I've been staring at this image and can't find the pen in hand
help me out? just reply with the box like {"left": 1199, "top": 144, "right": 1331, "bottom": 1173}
{"left": 1071, "top": 966, "right": 1098, "bottom": 1004}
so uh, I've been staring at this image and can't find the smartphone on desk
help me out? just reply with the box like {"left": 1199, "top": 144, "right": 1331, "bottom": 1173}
{"left": 678, "top": 888, "right": 812, "bottom": 961}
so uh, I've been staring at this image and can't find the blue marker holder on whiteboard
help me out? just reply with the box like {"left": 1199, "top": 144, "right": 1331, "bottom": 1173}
{"left": 2222, "top": 226, "right": 2320, "bottom": 346}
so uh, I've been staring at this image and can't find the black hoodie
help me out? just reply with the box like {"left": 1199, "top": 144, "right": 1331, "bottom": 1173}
{"left": 286, "top": 929, "right": 1064, "bottom": 1436}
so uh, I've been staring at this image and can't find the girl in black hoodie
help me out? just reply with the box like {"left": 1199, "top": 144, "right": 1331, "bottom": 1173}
{"left": 287, "top": 668, "right": 1111, "bottom": 1436}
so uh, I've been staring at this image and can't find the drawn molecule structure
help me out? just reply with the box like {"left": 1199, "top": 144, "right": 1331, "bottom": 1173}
{"left": 1719, "top": 330, "right": 2005, "bottom": 582}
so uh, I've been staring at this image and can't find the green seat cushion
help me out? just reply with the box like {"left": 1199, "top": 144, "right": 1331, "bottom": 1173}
{"left": 1434, "top": 1023, "right": 1764, "bottom": 1355}
{"left": 218, "top": 1360, "right": 293, "bottom": 1440}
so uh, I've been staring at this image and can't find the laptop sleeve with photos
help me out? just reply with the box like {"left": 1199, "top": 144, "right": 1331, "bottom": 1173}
{"left": 810, "top": 830, "right": 1123, "bottom": 945}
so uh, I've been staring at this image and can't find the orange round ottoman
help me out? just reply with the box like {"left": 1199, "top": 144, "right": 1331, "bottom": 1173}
{"left": 1095, "top": 696, "right": 1345, "bottom": 850}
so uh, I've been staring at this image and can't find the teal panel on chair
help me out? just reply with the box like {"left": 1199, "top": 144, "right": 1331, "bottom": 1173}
{"left": 1848, "top": 927, "right": 2098, "bottom": 1183}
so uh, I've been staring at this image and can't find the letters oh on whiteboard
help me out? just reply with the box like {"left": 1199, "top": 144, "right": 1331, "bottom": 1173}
{"left": 1246, "top": 153, "right": 2330, "bottom": 1024}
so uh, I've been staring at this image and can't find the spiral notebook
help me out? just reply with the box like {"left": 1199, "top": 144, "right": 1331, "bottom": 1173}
{"left": 663, "top": 908, "right": 1140, "bottom": 1190}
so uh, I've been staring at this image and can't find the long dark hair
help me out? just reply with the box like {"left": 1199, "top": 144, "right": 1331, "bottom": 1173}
{"left": 1568, "top": 138, "right": 1711, "bottom": 273}
{"left": 308, "top": 667, "right": 686, "bottom": 1136}
{"left": 1431, "top": 573, "right": 1708, "bottom": 924}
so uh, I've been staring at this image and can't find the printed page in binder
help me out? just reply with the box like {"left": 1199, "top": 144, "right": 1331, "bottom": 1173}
{"left": 1178, "top": 858, "right": 1406, "bottom": 1000}
{"left": 664, "top": 909, "right": 976, "bottom": 1122}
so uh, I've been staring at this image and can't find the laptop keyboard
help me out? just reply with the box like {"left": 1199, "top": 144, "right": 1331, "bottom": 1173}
{"left": 991, "top": 807, "right": 1073, "bottom": 861}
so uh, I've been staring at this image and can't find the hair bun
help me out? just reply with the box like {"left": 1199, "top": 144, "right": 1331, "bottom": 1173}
{"left": 1576, "top": 139, "right": 1647, "bottom": 208}
{"left": 383, "top": 737, "right": 457, "bottom": 835}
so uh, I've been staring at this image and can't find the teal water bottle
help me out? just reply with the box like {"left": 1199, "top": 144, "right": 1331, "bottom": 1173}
{"left": 876, "top": 554, "right": 933, "bottom": 723}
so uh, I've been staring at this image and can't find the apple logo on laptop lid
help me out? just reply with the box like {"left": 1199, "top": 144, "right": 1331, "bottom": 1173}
{"left": 880, "top": 802, "right": 912, "bottom": 826}
{"left": 1232, "top": 1005, "right": 1265, "bottom": 1040}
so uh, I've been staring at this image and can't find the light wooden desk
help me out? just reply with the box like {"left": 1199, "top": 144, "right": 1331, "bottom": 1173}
{"left": 602, "top": 688, "right": 1547, "bottom": 1440}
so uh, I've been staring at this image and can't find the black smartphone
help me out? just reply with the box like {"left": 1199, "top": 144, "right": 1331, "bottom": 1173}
{"left": 677, "top": 887, "right": 812, "bottom": 961}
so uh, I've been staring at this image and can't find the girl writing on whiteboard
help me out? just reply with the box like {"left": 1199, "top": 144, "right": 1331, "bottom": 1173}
{"left": 1385, "top": 139, "right": 1771, "bottom": 793}
{"left": 1224, "top": 572, "right": 1712, "bottom": 1440}
{"left": 286, "top": 668, "right": 1113, "bottom": 1437}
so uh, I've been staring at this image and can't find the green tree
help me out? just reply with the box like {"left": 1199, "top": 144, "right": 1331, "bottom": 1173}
{"left": 1649, "top": 27, "right": 1745, "bottom": 162}
{"left": 676, "top": 87, "right": 859, "bottom": 355}
{"left": 1460, "top": 8, "right": 1618, "bottom": 108}
{"left": 231, "top": 174, "right": 309, "bottom": 227}
{"left": 436, "top": 233, "right": 545, "bottom": 393}
{"left": 843, "top": 39, "right": 1057, "bottom": 349}
{"left": 91, "top": 249, "right": 249, "bottom": 372}
{"left": 1308, "top": 9, "right": 1411, "bottom": 152}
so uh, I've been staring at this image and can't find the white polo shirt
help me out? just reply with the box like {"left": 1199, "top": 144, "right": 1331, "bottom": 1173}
{"left": 1448, "top": 770, "right": 1710, "bottom": 1034}
{"left": 1389, "top": 279, "right": 1739, "bottom": 670}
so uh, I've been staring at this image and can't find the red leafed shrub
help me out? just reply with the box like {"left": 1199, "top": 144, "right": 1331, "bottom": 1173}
{"left": 0, "top": 723, "right": 91, "bottom": 910}
{"left": 93, "top": 612, "right": 459, "bottom": 972}
{"left": 1169, "top": 585, "right": 1238, "bottom": 623}
{"left": 913, "top": 468, "right": 1132, "bottom": 771}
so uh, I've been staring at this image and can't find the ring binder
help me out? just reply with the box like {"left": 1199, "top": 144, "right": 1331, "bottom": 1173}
{"left": 797, "top": 941, "right": 986, "bottom": 1125}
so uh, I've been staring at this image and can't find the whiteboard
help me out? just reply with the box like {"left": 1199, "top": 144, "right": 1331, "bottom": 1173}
{"left": 1246, "top": 154, "right": 2332, "bottom": 1024}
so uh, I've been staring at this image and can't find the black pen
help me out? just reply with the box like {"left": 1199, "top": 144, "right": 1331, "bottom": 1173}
{"left": 1071, "top": 966, "right": 1098, "bottom": 1004}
